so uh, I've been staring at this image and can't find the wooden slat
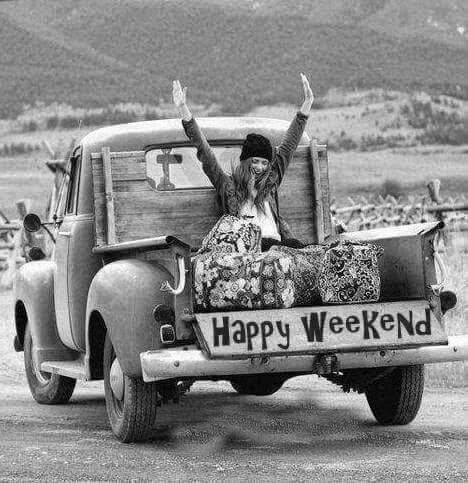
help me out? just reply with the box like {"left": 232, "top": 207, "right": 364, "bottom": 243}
{"left": 310, "top": 139, "right": 324, "bottom": 243}
{"left": 318, "top": 145, "right": 332, "bottom": 240}
{"left": 90, "top": 151, "right": 145, "bottom": 160}
{"left": 92, "top": 158, "right": 146, "bottom": 179}
{"left": 94, "top": 179, "right": 152, "bottom": 193}
{"left": 102, "top": 147, "right": 116, "bottom": 245}
{"left": 91, "top": 146, "right": 322, "bottom": 248}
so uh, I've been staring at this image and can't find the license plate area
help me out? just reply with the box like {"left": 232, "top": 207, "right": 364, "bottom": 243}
{"left": 194, "top": 300, "right": 448, "bottom": 359}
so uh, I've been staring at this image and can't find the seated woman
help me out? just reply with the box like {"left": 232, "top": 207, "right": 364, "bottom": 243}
{"left": 172, "top": 74, "right": 314, "bottom": 251}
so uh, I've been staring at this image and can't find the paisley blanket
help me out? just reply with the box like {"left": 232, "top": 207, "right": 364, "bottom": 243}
{"left": 269, "top": 245, "right": 325, "bottom": 307}
{"left": 318, "top": 241, "right": 383, "bottom": 304}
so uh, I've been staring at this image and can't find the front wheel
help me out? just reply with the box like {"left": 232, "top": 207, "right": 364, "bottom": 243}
{"left": 365, "top": 365, "right": 424, "bottom": 425}
{"left": 230, "top": 374, "right": 286, "bottom": 396}
{"left": 103, "top": 334, "right": 160, "bottom": 442}
{"left": 24, "top": 325, "right": 76, "bottom": 404}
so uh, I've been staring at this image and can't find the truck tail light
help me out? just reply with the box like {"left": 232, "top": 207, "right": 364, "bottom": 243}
{"left": 440, "top": 290, "right": 457, "bottom": 314}
{"left": 153, "top": 304, "right": 176, "bottom": 344}
{"left": 160, "top": 324, "right": 176, "bottom": 344}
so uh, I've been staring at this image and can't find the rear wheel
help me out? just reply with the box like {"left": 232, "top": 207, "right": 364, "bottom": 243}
{"left": 230, "top": 374, "right": 286, "bottom": 396}
{"left": 103, "top": 334, "right": 159, "bottom": 442}
{"left": 24, "top": 325, "right": 76, "bottom": 404}
{"left": 365, "top": 365, "right": 424, "bottom": 425}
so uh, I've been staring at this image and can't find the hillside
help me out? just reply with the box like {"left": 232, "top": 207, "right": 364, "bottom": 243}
{"left": 0, "top": 0, "right": 467, "bottom": 118}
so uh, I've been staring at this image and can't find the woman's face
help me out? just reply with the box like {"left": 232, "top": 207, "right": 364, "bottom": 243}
{"left": 248, "top": 157, "right": 269, "bottom": 177}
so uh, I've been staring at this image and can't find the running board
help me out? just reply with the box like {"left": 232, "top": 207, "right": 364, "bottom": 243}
{"left": 141, "top": 335, "right": 468, "bottom": 382}
{"left": 41, "top": 356, "right": 89, "bottom": 380}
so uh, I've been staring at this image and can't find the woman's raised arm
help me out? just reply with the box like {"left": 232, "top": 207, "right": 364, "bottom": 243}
{"left": 173, "top": 80, "right": 192, "bottom": 121}
{"left": 274, "top": 74, "right": 314, "bottom": 183}
{"left": 299, "top": 73, "right": 314, "bottom": 116}
{"left": 172, "top": 80, "right": 229, "bottom": 191}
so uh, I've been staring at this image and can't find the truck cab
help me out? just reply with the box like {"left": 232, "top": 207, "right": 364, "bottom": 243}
{"left": 13, "top": 117, "right": 467, "bottom": 442}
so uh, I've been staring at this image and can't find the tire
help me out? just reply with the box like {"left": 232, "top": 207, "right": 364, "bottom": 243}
{"left": 24, "top": 325, "right": 76, "bottom": 404}
{"left": 365, "top": 365, "right": 424, "bottom": 425}
{"left": 103, "top": 334, "right": 159, "bottom": 443}
{"left": 230, "top": 374, "right": 286, "bottom": 396}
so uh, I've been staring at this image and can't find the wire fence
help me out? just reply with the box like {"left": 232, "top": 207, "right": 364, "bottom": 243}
{"left": 331, "top": 193, "right": 468, "bottom": 233}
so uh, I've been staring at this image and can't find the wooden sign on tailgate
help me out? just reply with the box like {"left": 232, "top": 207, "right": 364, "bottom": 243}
{"left": 195, "top": 300, "right": 448, "bottom": 359}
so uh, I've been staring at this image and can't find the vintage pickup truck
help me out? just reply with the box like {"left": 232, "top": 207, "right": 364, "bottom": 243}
{"left": 13, "top": 117, "right": 467, "bottom": 442}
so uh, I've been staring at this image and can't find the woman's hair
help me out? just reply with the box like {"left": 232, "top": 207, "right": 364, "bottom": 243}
{"left": 231, "top": 158, "right": 277, "bottom": 213}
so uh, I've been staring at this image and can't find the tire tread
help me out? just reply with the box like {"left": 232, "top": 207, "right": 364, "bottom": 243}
{"left": 24, "top": 325, "right": 76, "bottom": 405}
{"left": 366, "top": 365, "right": 424, "bottom": 425}
{"left": 103, "top": 335, "right": 159, "bottom": 442}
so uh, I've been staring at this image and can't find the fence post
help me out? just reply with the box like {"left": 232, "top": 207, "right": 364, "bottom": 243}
{"left": 427, "top": 179, "right": 448, "bottom": 247}
{"left": 15, "top": 199, "right": 33, "bottom": 252}
{"left": 0, "top": 228, "right": 23, "bottom": 289}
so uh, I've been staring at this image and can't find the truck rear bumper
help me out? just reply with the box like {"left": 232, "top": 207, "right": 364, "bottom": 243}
{"left": 140, "top": 335, "right": 468, "bottom": 382}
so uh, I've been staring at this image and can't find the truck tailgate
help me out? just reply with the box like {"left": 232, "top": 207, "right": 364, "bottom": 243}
{"left": 194, "top": 300, "right": 448, "bottom": 359}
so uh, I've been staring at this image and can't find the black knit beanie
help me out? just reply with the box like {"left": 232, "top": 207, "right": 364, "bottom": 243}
{"left": 239, "top": 133, "right": 273, "bottom": 162}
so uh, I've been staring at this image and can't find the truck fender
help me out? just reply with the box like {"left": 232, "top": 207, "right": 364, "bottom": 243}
{"left": 85, "top": 259, "right": 173, "bottom": 378}
{"left": 14, "top": 261, "right": 77, "bottom": 364}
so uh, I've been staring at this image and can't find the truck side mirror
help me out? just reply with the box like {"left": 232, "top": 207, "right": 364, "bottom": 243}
{"left": 23, "top": 213, "right": 42, "bottom": 233}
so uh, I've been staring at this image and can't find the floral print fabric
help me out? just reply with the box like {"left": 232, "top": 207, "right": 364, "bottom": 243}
{"left": 193, "top": 215, "right": 383, "bottom": 311}
{"left": 196, "top": 214, "right": 261, "bottom": 256}
{"left": 269, "top": 245, "right": 326, "bottom": 306}
{"left": 318, "top": 241, "right": 383, "bottom": 304}
{"left": 193, "top": 251, "right": 295, "bottom": 312}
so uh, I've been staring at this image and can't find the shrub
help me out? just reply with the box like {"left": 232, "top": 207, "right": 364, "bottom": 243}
{"left": 22, "top": 120, "right": 38, "bottom": 132}
{"left": 380, "top": 179, "right": 404, "bottom": 198}
{"left": 417, "top": 120, "right": 468, "bottom": 145}
{"left": 359, "top": 134, "right": 386, "bottom": 150}
{"left": 327, "top": 134, "right": 358, "bottom": 151}
{"left": 46, "top": 116, "right": 59, "bottom": 129}
{"left": 59, "top": 115, "right": 80, "bottom": 129}
{"left": 82, "top": 111, "right": 108, "bottom": 126}
{"left": 0, "top": 141, "right": 41, "bottom": 156}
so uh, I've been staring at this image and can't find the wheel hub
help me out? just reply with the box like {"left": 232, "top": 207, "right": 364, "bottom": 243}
{"left": 110, "top": 358, "right": 124, "bottom": 401}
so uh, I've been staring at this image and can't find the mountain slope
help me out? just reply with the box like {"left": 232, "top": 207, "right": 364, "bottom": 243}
{"left": 0, "top": 0, "right": 466, "bottom": 118}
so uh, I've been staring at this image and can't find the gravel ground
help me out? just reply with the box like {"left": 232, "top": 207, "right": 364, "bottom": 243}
{"left": 0, "top": 290, "right": 466, "bottom": 481}
{"left": 0, "top": 379, "right": 467, "bottom": 481}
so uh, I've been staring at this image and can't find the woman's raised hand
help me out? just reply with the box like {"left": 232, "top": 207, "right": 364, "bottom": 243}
{"left": 172, "top": 80, "right": 187, "bottom": 108}
{"left": 172, "top": 80, "right": 192, "bottom": 121}
{"left": 299, "top": 73, "right": 314, "bottom": 115}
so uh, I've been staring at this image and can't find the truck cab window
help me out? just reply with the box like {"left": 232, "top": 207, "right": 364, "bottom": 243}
{"left": 65, "top": 154, "right": 81, "bottom": 214}
{"left": 145, "top": 145, "right": 241, "bottom": 190}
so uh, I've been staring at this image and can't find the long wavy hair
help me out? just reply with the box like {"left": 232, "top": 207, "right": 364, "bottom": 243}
{"left": 231, "top": 158, "right": 278, "bottom": 213}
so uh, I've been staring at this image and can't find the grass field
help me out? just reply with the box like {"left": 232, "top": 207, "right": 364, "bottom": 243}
{"left": 1, "top": 90, "right": 467, "bottom": 217}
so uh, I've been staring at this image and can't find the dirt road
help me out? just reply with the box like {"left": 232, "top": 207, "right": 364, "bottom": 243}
{"left": 0, "top": 376, "right": 467, "bottom": 481}
{"left": 0, "top": 292, "right": 466, "bottom": 481}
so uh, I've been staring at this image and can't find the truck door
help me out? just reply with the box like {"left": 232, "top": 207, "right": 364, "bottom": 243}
{"left": 54, "top": 153, "right": 79, "bottom": 349}
{"left": 54, "top": 150, "right": 101, "bottom": 351}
